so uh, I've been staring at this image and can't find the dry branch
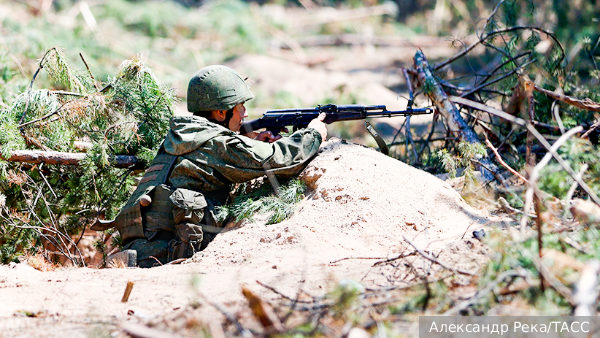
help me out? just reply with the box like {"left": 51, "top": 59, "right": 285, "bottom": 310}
{"left": 242, "top": 286, "right": 284, "bottom": 334}
{"left": 403, "top": 236, "right": 475, "bottom": 276}
{"left": 519, "top": 126, "right": 585, "bottom": 232}
{"left": 443, "top": 270, "right": 526, "bottom": 315}
{"left": 2, "top": 150, "right": 140, "bottom": 168}
{"left": 121, "top": 281, "right": 134, "bottom": 303}
{"left": 413, "top": 50, "right": 495, "bottom": 180}
{"left": 448, "top": 96, "right": 526, "bottom": 126}
{"left": 447, "top": 96, "right": 600, "bottom": 208}
{"left": 526, "top": 125, "right": 600, "bottom": 206}
{"left": 484, "top": 138, "right": 528, "bottom": 183}
{"left": 434, "top": 26, "right": 564, "bottom": 71}
{"left": 534, "top": 85, "right": 600, "bottom": 112}
{"left": 531, "top": 256, "right": 575, "bottom": 306}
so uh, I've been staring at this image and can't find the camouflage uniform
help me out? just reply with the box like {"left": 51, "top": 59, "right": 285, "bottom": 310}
{"left": 113, "top": 115, "right": 322, "bottom": 267}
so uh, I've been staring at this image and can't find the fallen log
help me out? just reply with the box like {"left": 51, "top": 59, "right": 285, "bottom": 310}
{"left": 413, "top": 50, "right": 495, "bottom": 180}
{"left": 1, "top": 150, "right": 141, "bottom": 169}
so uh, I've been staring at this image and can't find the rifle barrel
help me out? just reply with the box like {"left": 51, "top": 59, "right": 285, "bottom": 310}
{"left": 240, "top": 105, "right": 434, "bottom": 133}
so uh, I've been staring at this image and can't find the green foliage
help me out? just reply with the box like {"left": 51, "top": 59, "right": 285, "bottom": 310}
{"left": 0, "top": 49, "right": 175, "bottom": 263}
{"left": 328, "top": 279, "right": 364, "bottom": 319}
{"left": 437, "top": 142, "right": 487, "bottom": 182}
{"left": 215, "top": 178, "right": 306, "bottom": 225}
{"left": 538, "top": 139, "right": 600, "bottom": 200}
{"left": 475, "top": 226, "right": 600, "bottom": 314}
{"left": 99, "top": 0, "right": 190, "bottom": 38}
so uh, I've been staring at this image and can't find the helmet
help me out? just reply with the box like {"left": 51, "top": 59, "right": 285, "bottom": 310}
{"left": 187, "top": 65, "right": 254, "bottom": 112}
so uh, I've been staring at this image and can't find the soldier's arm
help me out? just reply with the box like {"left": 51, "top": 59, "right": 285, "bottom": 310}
{"left": 213, "top": 127, "right": 323, "bottom": 182}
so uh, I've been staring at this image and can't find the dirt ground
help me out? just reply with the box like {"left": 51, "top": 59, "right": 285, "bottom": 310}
{"left": 0, "top": 136, "right": 497, "bottom": 337}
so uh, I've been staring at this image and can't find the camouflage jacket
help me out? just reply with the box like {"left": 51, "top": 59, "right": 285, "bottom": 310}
{"left": 164, "top": 115, "right": 322, "bottom": 196}
{"left": 111, "top": 115, "right": 322, "bottom": 242}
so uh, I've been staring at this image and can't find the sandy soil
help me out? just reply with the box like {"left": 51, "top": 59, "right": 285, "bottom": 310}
{"left": 0, "top": 138, "right": 494, "bottom": 337}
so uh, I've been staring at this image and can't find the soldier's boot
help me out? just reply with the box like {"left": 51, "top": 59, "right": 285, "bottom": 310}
{"left": 106, "top": 250, "right": 137, "bottom": 268}
{"left": 122, "top": 238, "right": 170, "bottom": 268}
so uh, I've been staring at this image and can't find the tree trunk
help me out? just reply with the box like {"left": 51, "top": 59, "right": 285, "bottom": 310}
{"left": 413, "top": 50, "right": 495, "bottom": 180}
{"left": 2, "top": 150, "right": 140, "bottom": 169}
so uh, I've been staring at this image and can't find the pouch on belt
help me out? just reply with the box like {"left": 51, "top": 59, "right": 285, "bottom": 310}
{"left": 169, "top": 188, "right": 207, "bottom": 259}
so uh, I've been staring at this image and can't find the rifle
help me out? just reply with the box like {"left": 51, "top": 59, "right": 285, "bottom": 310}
{"left": 240, "top": 103, "right": 434, "bottom": 155}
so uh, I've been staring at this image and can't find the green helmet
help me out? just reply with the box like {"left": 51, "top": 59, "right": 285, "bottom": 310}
{"left": 187, "top": 65, "right": 254, "bottom": 112}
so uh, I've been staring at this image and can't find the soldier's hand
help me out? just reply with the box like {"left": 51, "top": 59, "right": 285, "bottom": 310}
{"left": 308, "top": 113, "right": 327, "bottom": 141}
{"left": 254, "top": 130, "right": 282, "bottom": 143}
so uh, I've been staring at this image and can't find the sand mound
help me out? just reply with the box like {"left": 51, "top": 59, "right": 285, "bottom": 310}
{"left": 0, "top": 139, "right": 492, "bottom": 336}
{"left": 188, "top": 138, "right": 489, "bottom": 296}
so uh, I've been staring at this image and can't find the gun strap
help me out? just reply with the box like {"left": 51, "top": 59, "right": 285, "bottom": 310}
{"left": 365, "top": 121, "right": 389, "bottom": 156}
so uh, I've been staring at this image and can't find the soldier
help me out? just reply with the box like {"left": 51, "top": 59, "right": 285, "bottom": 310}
{"left": 95, "top": 65, "right": 327, "bottom": 267}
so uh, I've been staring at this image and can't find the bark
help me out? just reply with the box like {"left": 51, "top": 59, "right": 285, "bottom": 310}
{"left": 2, "top": 150, "right": 140, "bottom": 169}
{"left": 413, "top": 50, "right": 495, "bottom": 180}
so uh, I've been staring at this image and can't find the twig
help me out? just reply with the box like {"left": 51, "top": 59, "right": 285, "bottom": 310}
{"left": 77, "top": 168, "right": 132, "bottom": 247}
{"left": 564, "top": 164, "right": 589, "bottom": 217}
{"left": 37, "top": 164, "right": 57, "bottom": 199}
{"left": 498, "top": 197, "right": 537, "bottom": 218}
{"left": 442, "top": 270, "right": 525, "bottom": 315}
{"left": 147, "top": 256, "right": 163, "bottom": 267}
{"left": 372, "top": 251, "right": 417, "bottom": 266}
{"left": 79, "top": 52, "right": 101, "bottom": 91}
{"left": 435, "top": 26, "right": 564, "bottom": 71}
{"left": 470, "top": 158, "right": 508, "bottom": 187}
{"left": 582, "top": 121, "right": 600, "bottom": 139}
{"left": 402, "top": 236, "right": 475, "bottom": 276}
{"left": 534, "top": 194, "right": 545, "bottom": 293}
{"left": 483, "top": 0, "right": 506, "bottom": 32}
{"left": 448, "top": 95, "right": 526, "bottom": 126}
{"left": 330, "top": 256, "right": 388, "bottom": 264}
{"left": 450, "top": 94, "right": 594, "bottom": 203}
{"left": 8, "top": 53, "right": 26, "bottom": 79}
{"left": 49, "top": 90, "right": 85, "bottom": 97}
{"left": 121, "top": 281, "right": 134, "bottom": 302}
{"left": 417, "top": 112, "right": 439, "bottom": 160}
{"left": 18, "top": 184, "right": 85, "bottom": 266}
{"left": 18, "top": 99, "right": 78, "bottom": 128}
{"left": 484, "top": 138, "right": 528, "bottom": 183}
{"left": 460, "top": 221, "right": 478, "bottom": 239}
{"left": 197, "top": 291, "right": 253, "bottom": 338}
{"left": 535, "top": 84, "right": 600, "bottom": 112}
{"left": 402, "top": 67, "right": 419, "bottom": 164}
{"left": 19, "top": 48, "right": 58, "bottom": 125}
{"left": 2, "top": 150, "right": 140, "bottom": 168}
{"left": 531, "top": 256, "right": 575, "bottom": 306}
{"left": 460, "top": 59, "right": 537, "bottom": 98}
{"left": 521, "top": 125, "right": 600, "bottom": 231}
{"left": 256, "top": 280, "right": 314, "bottom": 304}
